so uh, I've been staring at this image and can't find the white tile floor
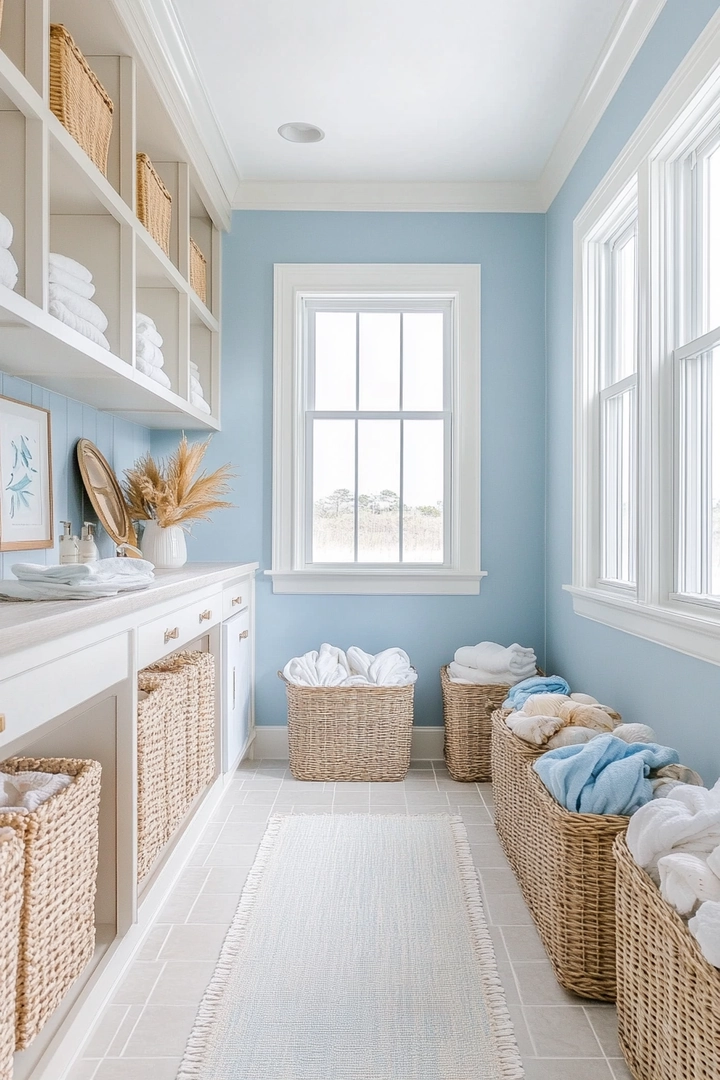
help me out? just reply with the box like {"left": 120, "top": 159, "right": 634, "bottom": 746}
{"left": 67, "top": 760, "right": 634, "bottom": 1080}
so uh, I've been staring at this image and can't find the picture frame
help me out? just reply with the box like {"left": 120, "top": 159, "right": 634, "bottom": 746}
{"left": 0, "top": 395, "right": 53, "bottom": 551}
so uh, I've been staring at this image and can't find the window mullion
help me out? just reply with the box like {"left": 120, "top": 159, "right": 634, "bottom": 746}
{"left": 353, "top": 312, "right": 359, "bottom": 564}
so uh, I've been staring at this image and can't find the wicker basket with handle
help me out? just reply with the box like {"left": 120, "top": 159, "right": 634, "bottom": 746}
{"left": 136, "top": 153, "right": 172, "bottom": 257}
{"left": 491, "top": 710, "right": 627, "bottom": 999}
{"left": 189, "top": 238, "right": 207, "bottom": 304}
{"left": 280, "top": 673, "right": 414, "bottom": 781}
{"left": 144, "top": 651, "right": 215, "bottom": 802}
{"left": 0, "top": 757, "right": 101, "bottom": 1049}
{"left": 49, "top": 24, "right": 114, "bottom": 175}
{"left": 0, "top": 828, "right": 23, "bottom": 1080}
{"left": 614, "top": 833, "right": 720, "bottom": 1080}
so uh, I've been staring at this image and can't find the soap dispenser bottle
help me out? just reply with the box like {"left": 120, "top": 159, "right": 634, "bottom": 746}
{"left": 78, "top": 522, "right": 99, "bottom": 563}
{"left": 59, "top": 521, "right": 79, "bottom": 565}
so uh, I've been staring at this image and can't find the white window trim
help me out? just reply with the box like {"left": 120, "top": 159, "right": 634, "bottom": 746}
{"left": 568, "top": 11, "right": 720, "bottom": 666}
{"left": 268, "top": 263, "right": 484, "bottom": 595}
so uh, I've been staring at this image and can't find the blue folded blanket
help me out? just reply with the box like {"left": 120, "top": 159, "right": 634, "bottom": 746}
{"left": 503, "top": 674, "right": 570, "bottom": 710}
{"left": 533, "top": 734, "right": 680, "bottom": 816}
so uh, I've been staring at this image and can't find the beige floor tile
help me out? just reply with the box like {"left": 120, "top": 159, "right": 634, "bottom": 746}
{"left": 203, "top": 843, "right": 262, "bottom": 867}
{"left": 584, "top": 1005, "right": 621, "bottom": 1057}
{"left": 159, "top": 924, "right": 227, "bottom": 963}
{"left": 113, "top": 962, "right": 164, "bottom": 1006}
{"left": 484, "top": 891, "right": 534, "bottom": 926}
{"left": 66, "top": 1061, "right": 99, "bottom": 1080}
{"left": 186, "top": 844, "right": 213, "bottom": 866}
{"left": 486, "top": 923, "right": 509, "bottom": 962}
{"left": 135, "top": 926, "right": 171, "bottom": 962}
{"left": 507, "top": 1005, "right": 535, "bottom": 1058}
{"left": 83, "top": 1007, "right": 130, "bottom": 1058}
{"left": 156, "top": 891, "right": 197, "bottom": 924}
{"left": 225, "top": 805, "right": 272, "bottom": 823}
{"left": 122, "top": 1006, "right": 198, "bottom": 1057}
{"left": 501, "top": 924, "right": 547, "bottom": 962}
{"left": 149, "top": 961, "right": 216, "bottom": 1006}
{"left": 241, "top": 778, "right": 283, "bottom": 790}
{"left": 106, "top": 1005, "right": 142, "bottom": 1056}
{"left": 173, "top": 868, "right": 210, "bottom": 894}
{"left": 93, "top": 1060, "right": 182, "bottom": 1080}
{"left": 523, "top": 1005, "right": 604, "bottom": 1057}
{"left": 217, "top": 821, "right": 267, "bottom": 844}
{"left": 188, "top": 891, "right": 240, "bottom": 924}
{"left": 512, "top": 961, "right": 585, "bottom": 1006}
{"left": 203, "top": 866, "right": 250, "bottom": 892}
{"left": 479, "top": 867, "right": 521, "bottom": 895}
{"left": 463, "top": 823, "right": 500, "bottom": 844}
{"left": 456, "top": 806, "right": 493, "bottom": 823}
{"left": 241, "top": 790, "right": 279, "bottom": 805}
{"left": 522, "top": 1059, "right": 615, "bottom": 1080}
{"left": 496, "top": 962, "right": 520, "bottom": 1005}
{"left": 470, "top": 840, "right": 511, "bottom": 868}
{"left": 608, "top": 1058, "right": 635, "bottom": 1080}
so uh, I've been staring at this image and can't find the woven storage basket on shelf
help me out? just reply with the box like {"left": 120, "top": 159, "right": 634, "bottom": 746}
{"left": 136, "top": 153, "right": 172, "bottom": 257}
{"left": 189, "top": 238, "right": 207, "bottom": 304}
{"left": 145, "top": 651, "right": 215, "bottom": 801}
{"left": 614, "top": 834, "right": 720, "bottom": 1080}
{"left": 280, "top": 673, "right": 414, "bottom": 781}
{"left": 49, "top": 24, "right": 113, "bottom": 175}
{"left": 0, "top": 757, "right": 101, "bottom": 1049}
{"left": 0, "top": 829, "right": 23, "bottom": 1080}
{"left": 491, "top": 710, "right": 627, "bottom": 999}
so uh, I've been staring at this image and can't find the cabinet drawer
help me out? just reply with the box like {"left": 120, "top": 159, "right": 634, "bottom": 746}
{"left": 222, "top": 582, "right": 249, "bottom": 621}
{"left": 137, "top": 590, "right": 221, "bottom": 669}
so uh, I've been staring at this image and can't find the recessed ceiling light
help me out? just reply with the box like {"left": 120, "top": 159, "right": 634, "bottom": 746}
{"left": 278, "top": 122, "right": 325, "bottom": 144}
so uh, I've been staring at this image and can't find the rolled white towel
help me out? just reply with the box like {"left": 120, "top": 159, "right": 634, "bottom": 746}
{"left": 48, "top": 265, "right": 95, "bottom": 298}
{"left": 689, "top": 901, "right": 720, "bottom": 966}
{"left": 0, "top": 211, "right": 13, "bottom": 249}
{"left": 48, "top": 299, "right": 109, "bottom": 349}
{"left": 0, "top": 247, "right": 18, "bottom": 290}
{"left": 626, "top": 791, "right": 720, "bottom": 880}
{"left": 613, "top": 723, "right": 657, "bottom": 744}
{"left": 48, "top": 282, "right": 108, "bottom": 332}
{"left": 49, "top": 252, "right": 92, "bottom": 283}
{"left": 658, "top": 852, "right": 720, "bottom": 915}
{"left": 191, "top": 392, "right": 211, "bottom": 414}
{"left": 136, "top": 338, "right": 164, "bottom": 366}
{"left": 367, "top": 647, "right": 416, "bottom": 686}
{"left": 136, "top": 357, "right": 171, "bottom": 389}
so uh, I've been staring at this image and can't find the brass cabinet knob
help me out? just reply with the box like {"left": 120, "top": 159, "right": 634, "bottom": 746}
{"left": 239, "top": 629, "right": 249, "bottom": 640}
{"left": 164, "top": 626, "right": 180, "bottom": 643}
{"left": 199, "top": 609, "right": 212, "bottom": 622}
{"left": 232, "top": 595, "right": 243, "bottom": 606}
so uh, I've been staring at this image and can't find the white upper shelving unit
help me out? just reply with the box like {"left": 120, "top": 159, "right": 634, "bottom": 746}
{"left": 0, "top": 0, "right": 223, "bottom": 430}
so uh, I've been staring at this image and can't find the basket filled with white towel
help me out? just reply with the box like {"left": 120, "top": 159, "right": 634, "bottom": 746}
{"left": 0, "top": 211, "right": 19, "bottom": 292}
{"left": 441, "top": 641, "right": 540, "bottom": 782}
{"left": 0, "top": 757, "right": 101, "bottom": 1049}
{"left": 280, "top": 644, "right": 417, "bottom": 781}
{"left": 0, "top": 828, "right": 23, "bottom": 1080}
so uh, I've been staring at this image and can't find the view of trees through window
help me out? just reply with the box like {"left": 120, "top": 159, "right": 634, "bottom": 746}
{"left": 313, "top": 487, "right": 443, "bottom": 564}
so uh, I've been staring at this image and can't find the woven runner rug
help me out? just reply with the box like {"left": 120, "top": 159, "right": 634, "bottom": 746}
{"left": 178, "top": 814, "right": 524, "bottom": 1079}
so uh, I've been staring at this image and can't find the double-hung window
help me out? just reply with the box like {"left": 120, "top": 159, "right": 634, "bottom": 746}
{"left": 269, "top": 264, "right": 482, "bottom": 594}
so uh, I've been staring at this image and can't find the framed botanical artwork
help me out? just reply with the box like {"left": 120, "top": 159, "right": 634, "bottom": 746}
{"left": 0, "top": 395, "right": 53, "bottom": 551}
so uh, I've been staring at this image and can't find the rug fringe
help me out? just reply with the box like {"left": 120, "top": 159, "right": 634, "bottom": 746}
{"left": 450, "top": 816, "right": 526, "bottom": 1080}
{"left": 176, "top": 813, "right": 287, "bottom": 1080}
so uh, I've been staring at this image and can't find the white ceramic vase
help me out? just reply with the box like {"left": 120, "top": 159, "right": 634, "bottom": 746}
{"left": 140, "top": 520, "right": 187, "bottom": 568}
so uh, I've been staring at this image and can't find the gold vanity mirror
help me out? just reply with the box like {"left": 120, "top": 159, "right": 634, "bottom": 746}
{"left": 76, "top": 439, "right": 141, "bottom": 556}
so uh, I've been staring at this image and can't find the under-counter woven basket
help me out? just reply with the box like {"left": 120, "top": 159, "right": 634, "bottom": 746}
{"left": 49, "top": 24, "right": 113, "bottom": 175}
{"left": 614, "top": 834, "right": 720, "bottom": 1080}
{"left": 0, "top": 829, "right": 23, "bottom": 1080}
{"left": 145, "top": 651, "right": 215, "bottom": 800}
{"left": 491, "top": 711, "right": 627, "bottom": 999}
{"left": 0, "top": 2, "right": 5, "bottom": 37}
{"left": 189, "top": 238, "right": 207, "bottom": 304}
{"left": 136, "top": 153, "right": 172, "bottom": 257}
{"left": 280, "top": 673, "right": 414, "bottom": 781}
{"left": 0, "top": 757, "right": 101, "bottom": 1049}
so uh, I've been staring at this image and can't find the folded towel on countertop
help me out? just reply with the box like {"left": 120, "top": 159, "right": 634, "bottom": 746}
{"left": 454, "top": 641, "right": 537, "bottom": 676}
{"left": 0, "top": 211, "right": 13, "bottom": 250}
{"left": 0, "top": 770, "right": 73, "bottom": 814}
{"left": 689, "top": 900, "right": 720, "bottom": 966}
{"left": 533, "top": 734, "right": 680, "bottom": 816}
{"left": 192, "top": 392, "right": 211, "bottom": 414}
{"left": 0, "top": 246, "right": 18, "bottom": 290}
{"left": 136, "top": 337, "right": 164, "bottom": 366}
{"left": 49, "top": 252, "right": 92, "bottom": 282}
{"left": 504, "top": 675, "right": 571, "bottom": 711}
{"left": 136, "top": 358, "right": 171, "bottom": 389}
{"left": 626, "top": 780, "right": 720, "bottom": 879}
{"left": 48, "top": 265, "right": 96, "bottom": 298}
{"left": 12, "top": 558, "right": 154, "bottom": 586}
{"left": 0, "top": 581, "right": 134, "bottom": 600}
{"left": 49, "top": 299, "right": 109, "bottom": 349}
{"left": 658, "top": 852, "right": 720, "bottom": 916}
{"left": 47, "top": 282, "right": 108, "bottom": 332}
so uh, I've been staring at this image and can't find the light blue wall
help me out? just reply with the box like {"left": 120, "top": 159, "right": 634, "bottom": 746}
{"left": 546, "top": 0, "right": 720, "bottom": 783}
{"left": 154, "top": 211, "right": 547, "bottom": 727}
{"left": 0, "top": 372, "right": 150, "bottom": 575}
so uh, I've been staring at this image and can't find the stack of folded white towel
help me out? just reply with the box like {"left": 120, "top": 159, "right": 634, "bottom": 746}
{"left": 448, "top": 641, "right": 537, "bottom": 685}
{"left": 0, "top": 558, "right": 155, "bottom": 601}
{"left": 627, "top": 779, "right": 720, "bottom": 966}
{"left": 48, "top": 253, "right": 110, "bottom": 350}
{"left": 283, "top": 643, "right": 417, "bottom": 687}
{"left": 0, "top": 769, "right": 73, "bottom": 814}
{"left": 190, "top": 361, "right": 211, "bottom": 415}
{"left": 136, "top": 312, "right": 171, "bottom": 389}
{"left": 0, "top": 212, "right": 18, "bottom": 290}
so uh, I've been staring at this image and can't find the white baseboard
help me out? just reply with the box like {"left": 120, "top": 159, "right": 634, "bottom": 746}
{"left": 252, "top": 725, "right": 445, "bottom": 762}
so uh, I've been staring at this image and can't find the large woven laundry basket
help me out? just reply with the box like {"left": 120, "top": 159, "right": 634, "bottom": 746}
{"left": 144, "top": 650, "right": 215, "bottom": 800}
{"left": 0, "top": 829, "right": 23, "bottom": 1080}
{"left": 491, "top": 711, "right": 627, "bottom": 1000}
{"left": 280, "top": 674, "right": 414, "bottom": 781}
{"left": 614, "top": 834, "right": 720, "bottom": 1080}
{"left": 49, "top": 25, "right": 114, "bottom": 175}
{"left": 0, "top": 757, "right": 101, "bottom": 1049}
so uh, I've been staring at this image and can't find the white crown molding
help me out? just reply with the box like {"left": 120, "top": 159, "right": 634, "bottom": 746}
{"left": 111, "top": 0, "right": 240, "bottom": 230}
{"left": 232, "top": 181, "right": 544, "bottom": 213}
{"left": 539, "top": 0, "right": 667, "bottom": 209}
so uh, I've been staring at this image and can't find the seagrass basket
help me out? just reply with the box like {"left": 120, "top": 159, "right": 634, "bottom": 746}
{"left": 49, "top": 25, "right": 113, "bottom": 175}
{"left": 614, "top": 834, "right": 720, "bottom": 1080}
{"left": 136, "top": 153, "right": 172, "bottom": 257}
{"left": 0, "top": 829, "right": 23, "bottom": 1080}
{"left": 0, "top": 757, "right": 101, "bottom": 1049}
{"left": 189, "top": 238, "right": 207, "bottom": 304}
{"left": 0, "top": 2, "right": 5, "bottom": 37}
{"left": 491, "top": 711, "right": 627, "bottom": 999}
{"left": 144, "top": 651, "right": 215, "bottom": 801}
{"left": 280, "top": 673, "right": 414, "bottom": 781}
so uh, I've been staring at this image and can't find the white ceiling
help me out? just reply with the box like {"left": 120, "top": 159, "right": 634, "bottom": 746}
{"left": 172, "top": 0, "right": 626, "bottom": 185}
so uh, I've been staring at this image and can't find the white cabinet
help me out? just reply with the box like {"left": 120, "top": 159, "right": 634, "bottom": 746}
{"left": 223, "top": 607, "right": 251, "bottom": 772}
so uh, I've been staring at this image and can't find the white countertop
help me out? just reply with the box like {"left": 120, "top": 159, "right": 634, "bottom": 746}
{"left": 0, "top": 562, "right": 258, "bottom": 658}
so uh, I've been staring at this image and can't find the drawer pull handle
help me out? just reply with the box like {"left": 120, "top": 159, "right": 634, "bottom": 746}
{"left": 232, "top": 595, "right": 243, "bottom": 606}
{"left": 164, "top": 626, "right": 180, "bottom": 643}
{"left": 239, "top": 629, "right": 249, "bottom": 640}
{"left": 0, "top": 714, "right": 5, "bottom": 733}
{"left": 199, "top": 609, "right": 212, "bottom": 622}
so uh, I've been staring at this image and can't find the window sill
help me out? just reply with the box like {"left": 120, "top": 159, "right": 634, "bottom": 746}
{"left": 564, "top": 584, "right": 720, "bottom": 666}
{"left": 266, "top": 569, "right": 488, "bottom": 595}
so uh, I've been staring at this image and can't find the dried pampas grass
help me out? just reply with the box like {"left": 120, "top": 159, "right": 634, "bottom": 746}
{"left": 124, "top": 435, "right": 234, "bottom": 527}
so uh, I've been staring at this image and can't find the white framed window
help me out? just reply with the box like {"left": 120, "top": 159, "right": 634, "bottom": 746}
{"left": 568, "top": 25, "right": 720, "bottom": 667}
{"left": 269, "top": 264, "right": 483, "bottom": 594}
